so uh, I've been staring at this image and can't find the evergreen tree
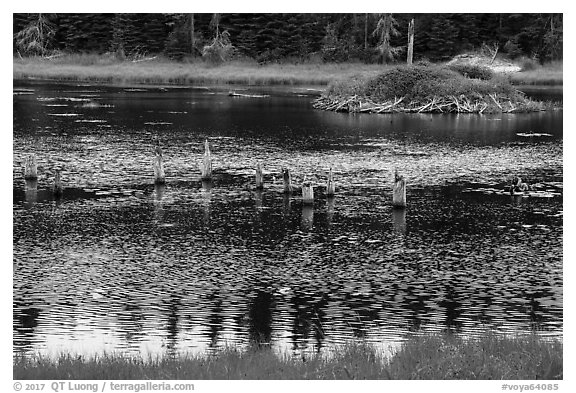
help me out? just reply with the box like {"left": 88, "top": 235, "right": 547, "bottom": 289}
{"left": 12, "top": 13, "right": 563, "bottom": 63}
{"left": 426, "top": 14, "right": 460, "bottom": 60}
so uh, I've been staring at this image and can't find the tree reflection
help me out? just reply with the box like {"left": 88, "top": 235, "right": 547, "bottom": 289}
{"left": 248, "top": 290, "right": 273, "bottom": 348}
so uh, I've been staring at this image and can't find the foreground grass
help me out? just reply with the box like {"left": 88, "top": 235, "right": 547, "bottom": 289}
{"left": 14, "top": 334, "right": 562, "bottom": 380}
{"left": 13, "top": 55, "right": 384, "bottom": 86}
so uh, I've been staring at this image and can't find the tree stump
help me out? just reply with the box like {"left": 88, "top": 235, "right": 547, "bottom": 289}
{"left": 200, "top": 139, "right": 212, "bottom": 180}
{"left": 283, "top": 168, "right": 293, "bottom": 194}
{"left": 255, "top": 162, "right": 264, "bottom": 190}
{"left": 393, "top": 170, "right": 406, "bottom": 208}
{"left": 24, "top": 154, "right": 38, "bottom": 180}
{"left": 302, "top": 178, "right": 314, "bottom": 205}
{"left": 153, "top": 153, "right": 166, "bottom": 185}
{"left": 53, "top": 170, "right": 63, "bottom": 198}
{"left": 326, "top": 167, "right": 335, "bottom": 197}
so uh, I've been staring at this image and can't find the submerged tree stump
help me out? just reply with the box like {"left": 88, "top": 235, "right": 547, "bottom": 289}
{"left": 153, "top": 153, "right": 166, "bottom": 185}
{"left": 255, "top": 162, "right": 264, "bottom": 190}
{"left": 326, "top": 168, "right": 335, "bottom": 197}
{"left": 509, "top": 176, "right": 530, "bottom": 195}
{"left": 200, "top": 139, "right": 212, "bottom": 180}
{"left": 283, "top": 168, "right": 293, "bottom": 194}
{"left": 302, "top": 177, "right": 314, "bottom": 205}
{"left": 393, "top": 169, "right": 406, "bottom": 208}
{"left": 24, "top": 154, "right": 38, "bottom": 180}
{"left": 53, "top": 170, "right": 63, "bottom": 198}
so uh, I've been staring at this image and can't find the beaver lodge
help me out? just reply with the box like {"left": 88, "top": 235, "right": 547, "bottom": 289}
{"left": 314, "top": 64, "right": 555, "bottom": 114}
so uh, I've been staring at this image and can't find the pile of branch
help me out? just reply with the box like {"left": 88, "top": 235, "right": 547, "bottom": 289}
{"left": 313, "top": 94, "right": 548, "bottom": 114}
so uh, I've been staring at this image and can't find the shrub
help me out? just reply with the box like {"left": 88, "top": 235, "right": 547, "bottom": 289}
{"left": 363, "top": 65, "right": 460, "bottom": 101}
{"left": 518, "top": 57, "right": 539, "bottom": 71}
{"left": 504, "top": 39, "right": 523, "bottom": 59}
{"left": 446, "top": 63, "right": 494, "bottom": 80}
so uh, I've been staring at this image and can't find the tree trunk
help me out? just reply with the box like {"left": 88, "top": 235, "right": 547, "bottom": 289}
{"left": 38, "top": 14, "right": 44, "bottom": 56}
{"left": 407, "top": 19, "right": 414, "bottom": 65}
{"left": 490, "top": 44, "right": 499, "bottom": 65}
{"left": 364, "top": 13, "right": 368, "bottom": 50}
{"left": 190, "top": 14, "right": 195, "bottom": 55}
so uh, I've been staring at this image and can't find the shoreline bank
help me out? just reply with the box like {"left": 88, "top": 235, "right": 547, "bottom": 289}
{"left": 13, "top": 57, "right": 562, "bottom": 88}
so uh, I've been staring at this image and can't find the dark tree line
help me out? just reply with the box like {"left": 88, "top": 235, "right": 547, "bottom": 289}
{"left": 13, "top": 13, "right": 563, "bottom": 63}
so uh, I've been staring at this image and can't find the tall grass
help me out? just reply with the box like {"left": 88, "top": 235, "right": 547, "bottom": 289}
{"left": 509, "top": 60, "right": 563, "bottom": 86}
{"left": 13, "top": 54, "right": 385, "bottom": 86}
{"left": 14, "top": 333, "right": 562, "bottom": 380}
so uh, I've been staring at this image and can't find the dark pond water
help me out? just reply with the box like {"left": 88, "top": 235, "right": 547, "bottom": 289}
{"left": 13, "top": 81, "right": 563, "bottom": 359}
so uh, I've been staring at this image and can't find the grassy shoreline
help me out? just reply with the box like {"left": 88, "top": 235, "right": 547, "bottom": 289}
{"left": 13, "top": 55, "right": 562, "bottom": 87}
{"left": 13, "top": 56, "right": 383, "bottom": 86}
{"left": 14, "top": 333, "right": 562, "bottom": 380}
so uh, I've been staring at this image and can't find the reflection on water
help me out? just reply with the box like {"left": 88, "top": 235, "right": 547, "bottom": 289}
{"left": 392, "top": 208, "right": 407, "bottom": 235}
{"left": 301, "top": 205, "right": 314, "bottom": 232}
{"left": 24, "top": 180, "right": 38, "bottom": 209}
{"left": 13, "top": 82, "right": 563, "bottom": 359}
